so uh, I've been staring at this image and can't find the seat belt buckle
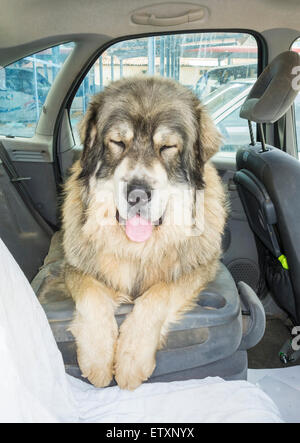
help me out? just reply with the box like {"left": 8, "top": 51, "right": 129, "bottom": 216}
{"left": 278, "top": 254, "right": 289, "bottom": 270}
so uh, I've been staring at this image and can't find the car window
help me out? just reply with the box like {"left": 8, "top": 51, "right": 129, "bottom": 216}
{"left": 215, "top": 105, "right": 251, "bottom": 152}
{"left": 291, "top": 38, "right": 300, "bottom": 155}
{"left": 70, "top": 32, "right": 258, "bottom": 153}
{"left": 0, "top": 42, "right": 74, "bottom": 138}
{"left": 204, "top": 81, "right": 253, "bottom": 116}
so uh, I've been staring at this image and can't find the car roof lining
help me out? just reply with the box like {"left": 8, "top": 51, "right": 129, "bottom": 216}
{"left": 0, "top": 0, "right": 300, "bottom": 60}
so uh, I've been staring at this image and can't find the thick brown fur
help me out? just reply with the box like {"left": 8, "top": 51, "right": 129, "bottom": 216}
{"left": 62, "top": 76, "right": 227, "bottom": 390}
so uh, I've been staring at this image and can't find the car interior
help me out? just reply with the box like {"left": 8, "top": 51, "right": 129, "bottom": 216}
{"left": 1, "top": 0, "right": 300, "bottom": 398}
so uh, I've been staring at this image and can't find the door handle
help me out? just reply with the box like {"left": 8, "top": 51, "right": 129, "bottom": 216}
{"left": 131, "top": 8, "right": 207, "bottom": 27}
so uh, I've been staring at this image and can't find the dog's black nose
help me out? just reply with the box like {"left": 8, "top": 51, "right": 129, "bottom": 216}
{"left": 126, "top": 181, "right": 152, "bottom": 206}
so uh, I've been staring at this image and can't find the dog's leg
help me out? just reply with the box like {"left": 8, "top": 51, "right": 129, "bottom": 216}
{"left": 65, "top": 268, "right": 120, "bottom": 388}
{"left": 114, "top": 263, "right": 217, "bottom": 390}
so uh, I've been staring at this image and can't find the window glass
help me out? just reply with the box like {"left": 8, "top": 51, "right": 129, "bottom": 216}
{"left": 204, "top": 81, "right": 253, "bottom": 115}
{"left": 0, "top": 42, "right": 74, "bottom": 137}
{"left": 70, "top": 33, "right": 258, "bottom": 152}
{"left": 291, "top": 38, "right": 300, "bottom": 154}
{"left": 215, "top": 105, "right": 251, "bottom": 153}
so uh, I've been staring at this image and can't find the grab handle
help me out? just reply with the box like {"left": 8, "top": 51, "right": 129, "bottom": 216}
{"left": 131, "top": 8, "right": 206, "bottom": 27}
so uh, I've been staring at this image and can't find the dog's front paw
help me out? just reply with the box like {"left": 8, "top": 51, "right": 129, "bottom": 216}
{"left": 114, "top": 339, "right": 156, "bottom": 390}
{"left": 71, "top": 316, "right": 118, "bottom": 388}
{"left": 77, "top": 347, "right": 115, "bottom": 388}
{"left": 114, "top": 319, "right": 159, "bottom": 390}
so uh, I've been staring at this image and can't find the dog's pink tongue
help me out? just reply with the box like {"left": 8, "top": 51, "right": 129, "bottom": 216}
{"left": 125, "top": 215, "right": 153, "bottom": 242}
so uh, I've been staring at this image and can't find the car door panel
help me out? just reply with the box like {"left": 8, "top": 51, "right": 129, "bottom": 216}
{"left": 0, "top": 155, "right": 53, "bottom": 281}
{"left": 212, "top": 154, "right": 260, "bottom": 292}
{"left": 0, "top": 137, "right": 59, "bottom": 226}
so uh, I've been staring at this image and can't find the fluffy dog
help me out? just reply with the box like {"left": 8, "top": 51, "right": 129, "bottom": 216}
{"left": 62, "top": 76, "right": 227, "bottom": 390}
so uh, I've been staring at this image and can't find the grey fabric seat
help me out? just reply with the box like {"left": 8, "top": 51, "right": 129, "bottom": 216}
{"left": 234, "top": 51, "right": 300, "bottom": 324}
{"left": 32, "top": 232, "right": 265, "bottom": 384}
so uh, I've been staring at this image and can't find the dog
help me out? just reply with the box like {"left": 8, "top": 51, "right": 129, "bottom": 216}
{"left": 62, "top": 76, "right": 227, "bottom": 390}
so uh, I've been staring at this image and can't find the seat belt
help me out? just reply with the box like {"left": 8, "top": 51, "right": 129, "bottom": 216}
{"left": 274, "top": 115, "right": 286, "bottom": 151}
{"left": 0, "top": 142, "right": 53, "bottom": 236}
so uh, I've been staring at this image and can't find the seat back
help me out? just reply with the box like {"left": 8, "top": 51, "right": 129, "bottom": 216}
{"left": 235, "top": 144, "right": 300, "bottom": 322}
{"left": 234, "top": 51, "right": 300, "bottom": 323}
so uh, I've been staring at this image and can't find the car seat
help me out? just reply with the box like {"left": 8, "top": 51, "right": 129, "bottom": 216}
{"left": 32, "top": 231, "right": 265, "bottom": 384}
{"left": 234, "top": 51, "right": 300, "bottom": 325}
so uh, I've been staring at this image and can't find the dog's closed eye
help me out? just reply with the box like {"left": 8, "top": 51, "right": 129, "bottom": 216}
{"left": 109, "top": 139, "right": 126, "bottom": 154}
{"left": 160, "top": 145, "right": 177, "bottom": 155}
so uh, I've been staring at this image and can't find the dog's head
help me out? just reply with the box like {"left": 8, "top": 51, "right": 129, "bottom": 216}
{"left": 78, "top": 76, "right": 221, "bottom": 242}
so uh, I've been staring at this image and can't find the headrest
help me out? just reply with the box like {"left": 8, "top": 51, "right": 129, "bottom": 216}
{"left": 240, "top": 51, "right": 300, "bottom": 124}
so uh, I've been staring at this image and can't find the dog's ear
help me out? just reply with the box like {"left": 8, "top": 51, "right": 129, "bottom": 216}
{"left": 79, "top": 102, "right": 98, "bottom": 153}
{"left": 186, "top": 103, "right": 221, "bottom": 189}
{"left": 78, "top": 95, "right": 104, "bottom": 178}
{"left": 195, "top": 103, "right": 222, "bottom": 163}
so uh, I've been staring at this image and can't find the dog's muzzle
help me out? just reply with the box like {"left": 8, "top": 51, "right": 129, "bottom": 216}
{"left": 115, "top": 181, "right": 164, "bottom": 242}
